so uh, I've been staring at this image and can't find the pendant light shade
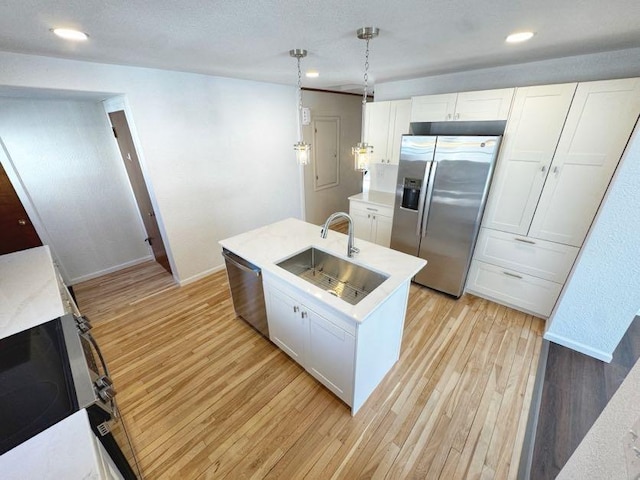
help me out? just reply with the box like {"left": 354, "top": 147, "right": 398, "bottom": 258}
{"left": 290, "top": 49, "right": 311, "bottom": 166}
{"left": 352, "top": 27, "right": 379, "bottom": 172}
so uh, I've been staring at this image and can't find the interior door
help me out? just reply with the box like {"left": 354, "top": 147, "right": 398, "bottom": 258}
{"left": 0, "top": 162, "right": 42, "bottom": 255}
{"left": 108, "top": 111, "right": 172, "bottom": 274}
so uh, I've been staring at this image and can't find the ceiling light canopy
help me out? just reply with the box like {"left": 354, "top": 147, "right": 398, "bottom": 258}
{"left": 51, "top": 28, "right": 89, "bottom": 41}
{"left": 505, "top": 31, "right": 535, "bottom": 43}
{"left": 352, "top": 27, "right": 379, "bottom": 172}
{"left": 290, "top": 49, "right": 311, "bottom": 166}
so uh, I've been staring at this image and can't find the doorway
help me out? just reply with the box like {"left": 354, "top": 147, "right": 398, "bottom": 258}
{"left": 108, "top": 111, "right": 172, "bottom": 275}
{"left": 0, "top": 161, "right": 42, "bottom": 255}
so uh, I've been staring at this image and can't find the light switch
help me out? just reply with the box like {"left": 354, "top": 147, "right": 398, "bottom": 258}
{"left": 624, "top": 416, "right": 640, "bottom": 479}
{"left": 301, "top": 107, "right": 311, "bottom": 125}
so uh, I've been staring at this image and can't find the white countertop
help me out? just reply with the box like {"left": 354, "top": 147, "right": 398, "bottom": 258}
{"left": 0, "top": 246, "right": 65, "bottom": 340}
{"left": 219, "top": 218, "right": 425, "bottom": 323}
{"left": 0, "top": 409, "right": 116, "bottom": 480}
{"left": 348, "top": 190, "right": 396, "bottom": 208}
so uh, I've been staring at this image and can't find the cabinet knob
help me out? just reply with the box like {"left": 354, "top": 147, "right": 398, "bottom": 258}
{"left": 293, "top": 306, "right": 299, "bottom": 313}
{"left": 301, "top": 311, "right": 308, "bottom": 319}
{"left": 18, "top": 219, "right": 27, "bottom": 226}
{"left": 541, "top": 165, "right": 547, "bottom": 173}
{"left": 552, "top": 166, "right": 559, "bottom": 174}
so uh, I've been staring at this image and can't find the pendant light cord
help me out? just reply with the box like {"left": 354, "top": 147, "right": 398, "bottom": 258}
{"left": 360, "top": 37, "right": 370, "bottom": 143}
{"left": 297, "top": 56, "right": 304, "bottom": 143}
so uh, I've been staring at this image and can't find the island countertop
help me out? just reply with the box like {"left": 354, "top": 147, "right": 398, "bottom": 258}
{"left": 219, "top": 218, "right": 426, "bottom": 323}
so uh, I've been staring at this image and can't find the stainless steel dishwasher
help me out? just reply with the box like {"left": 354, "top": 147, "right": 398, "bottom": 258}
{"left": 222, "top": 248, "right": 269, "bottom": 338}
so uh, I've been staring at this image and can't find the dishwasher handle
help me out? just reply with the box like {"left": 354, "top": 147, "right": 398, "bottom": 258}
{"left": 222, "top": 249, "right": 261, "bottom": 277}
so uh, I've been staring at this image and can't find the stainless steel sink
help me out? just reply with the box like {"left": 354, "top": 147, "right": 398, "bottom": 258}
{"left": 276, "top": 247, "right": 389, "bottom": 305}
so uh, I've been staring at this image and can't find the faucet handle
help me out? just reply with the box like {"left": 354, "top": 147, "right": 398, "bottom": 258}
{"left": 350, "top": 246, "right": 360, "bottom": 255}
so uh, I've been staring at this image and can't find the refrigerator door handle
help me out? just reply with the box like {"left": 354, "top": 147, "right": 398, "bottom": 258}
{"left": 416, "top": 161, "right": 433, "bottom": 237}
{"left": 421, "top": 161, "right": 438, "bottom": 238}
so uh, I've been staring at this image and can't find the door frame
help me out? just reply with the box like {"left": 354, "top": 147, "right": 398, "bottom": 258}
{"left": 102, "top": 96, "right": 177, "bottom": 282}
{"left": 0, "top": 137, "right": 66, "bottom": 275}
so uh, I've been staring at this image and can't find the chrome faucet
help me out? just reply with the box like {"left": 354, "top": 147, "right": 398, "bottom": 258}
{"left": 320, "top": 212, "right": 360, "bottom": 258}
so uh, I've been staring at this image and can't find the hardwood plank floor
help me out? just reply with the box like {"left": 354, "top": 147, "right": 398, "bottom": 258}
{"left": 74, "top": 260, "right": 545, "bottom": 479}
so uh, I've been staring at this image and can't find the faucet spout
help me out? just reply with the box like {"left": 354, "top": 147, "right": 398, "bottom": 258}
{"left": 320, "top": 212, "right": 359, "bottom": 258}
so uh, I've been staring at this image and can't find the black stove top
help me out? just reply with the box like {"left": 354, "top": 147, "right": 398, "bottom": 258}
{"left": 0, "top": 318, "right": 78, "bottom": 455}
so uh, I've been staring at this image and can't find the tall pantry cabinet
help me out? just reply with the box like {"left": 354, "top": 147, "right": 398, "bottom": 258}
{"left": 467, "top": 78, "right": 640, "bottom": 317}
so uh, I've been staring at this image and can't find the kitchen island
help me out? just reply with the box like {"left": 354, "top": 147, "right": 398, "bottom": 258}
{"left": 219, "top": 217, "right": 426, "bottom": 414}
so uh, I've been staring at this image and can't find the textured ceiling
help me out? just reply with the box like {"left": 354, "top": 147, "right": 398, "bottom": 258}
{"left": 0, "top": 0, "right": 639, "bottom": 92}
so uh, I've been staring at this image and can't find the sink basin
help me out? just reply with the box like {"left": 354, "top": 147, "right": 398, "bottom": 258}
{"left": 276, "top": 247, "right": 389, "bottom": 305}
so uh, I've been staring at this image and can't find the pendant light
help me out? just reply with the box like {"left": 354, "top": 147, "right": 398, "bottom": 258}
{"left": 290, "top": 49, "right": 311, "bottom": 166}
{"left": 352, "top": 27, "right": 379, "bottom": 171}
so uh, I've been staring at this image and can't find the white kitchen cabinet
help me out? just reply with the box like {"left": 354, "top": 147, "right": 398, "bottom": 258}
{"left": 349, "top": 199, "right": 394, "bottom": 247}
{"left": 473, "top": 228, "right": 579, "bottom": 284}
{"left": 410, "top": 88, "right": 514, "bottom": 122}
{"left": 470, "top": 77, "right": 640, "bottom": 318}
{"left": 467, "top": 260, "right": 563, "bottom": 318}
{"left": 364, "top": 99, "right": 411, "bottom": 164}
{"left": 482, "top": 83, "right": 577, "bottom": 235}
{"left": 307, "top": 311, "right": 355, "bottom": 404}
{"left": 528, "top": 78, "right": 640, "bottom": 246}
{"left": 264, "top": 281, "right": 355, "bottom": 405}
{"left": 263, "top": 270, "right": 411, "bottom": 414}
{"left": 265, "top": 285, "right": 306, "bottom": 365}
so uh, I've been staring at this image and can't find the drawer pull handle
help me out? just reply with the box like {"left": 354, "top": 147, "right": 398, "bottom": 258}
{"left": 514, "top": 237, "right": 536, "bottom": 245}
{"left": 366, "top": 207, "right": 379, "bottom": 212}
{"left": 503, "top": 271, "right": 523, "bottom": 279}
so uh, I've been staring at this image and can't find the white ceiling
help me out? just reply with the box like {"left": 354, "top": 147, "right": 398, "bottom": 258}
{"left": 1, "top": 0, "right": 639, "bottom": 92}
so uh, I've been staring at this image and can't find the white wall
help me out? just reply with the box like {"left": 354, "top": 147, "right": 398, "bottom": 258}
{"left": 302, "top": 90, "right": 363, "bottom": 225}
{"left": 375, "top": 47, "right": 640, "bottom": 100}
{"left": 0, "top": 98, "right": 150, "bottom": 284}
{"left": 0, "top": 51, "right": 301, "bottom": 284}
{"left": 545, "top": 124, "right": 640, "bottom": 361}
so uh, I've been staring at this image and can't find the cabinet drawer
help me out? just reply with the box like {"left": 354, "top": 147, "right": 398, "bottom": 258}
{"left": 466, "top": 260, "right": 562, "bottom": 318}
{"left": 349, "top": 200, "right": 393, "bottom": 218}
{"left": 474, "top": 228, "right": 579, "bottom": 283}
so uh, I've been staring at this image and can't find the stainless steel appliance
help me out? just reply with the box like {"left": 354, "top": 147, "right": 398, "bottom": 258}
{"left": 390, "top": 134, "right": 502, "bottom": 297}
{"left": 0, "top": 314, "right": 140, "bottom": 478}
{"left": 222, "top": 248, "right": 269, "bottom": 338}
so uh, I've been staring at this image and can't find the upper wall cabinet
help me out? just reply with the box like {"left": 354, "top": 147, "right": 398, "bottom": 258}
{"left": 410, "top": 88, "right": 515, "bottom": 122}
{"left": 364, "top": 99, "right": 411, "bottom": 164}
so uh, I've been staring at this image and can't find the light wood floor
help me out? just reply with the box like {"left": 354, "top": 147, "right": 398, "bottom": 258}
{"left": 75, "top": 260, "right": 544, "bottom": 479}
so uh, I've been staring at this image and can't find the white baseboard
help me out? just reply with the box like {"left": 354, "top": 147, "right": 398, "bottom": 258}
{"left": 179, "top": 264, "right": 226, "bottom": 286}
{"left": 543, "top": 331, "right": 613, "bottom": 363}
{"left": 69, "top": 255, "right": 154, "bottom": 285}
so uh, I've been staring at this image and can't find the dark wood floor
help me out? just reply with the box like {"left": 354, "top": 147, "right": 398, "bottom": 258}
{"left": 530, "top": 316, "right": 640, "bottom": 478}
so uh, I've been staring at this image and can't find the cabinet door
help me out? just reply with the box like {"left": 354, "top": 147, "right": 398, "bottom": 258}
{"left": 387, "top": 100, "right": 411, "bottom": 164}
{"left": 454, "top": 88, "right": 515, "bottom": 121}
{"left": 307, "top": 308, "right": 355, "bottom": 404}
{"left": 482, "top": 83, "right": 577, "bottom": 234}
{"left": 410, "top": 93, "right": 457, "bottom": 122}
{"left": 529, "top": 78, "right": 640, "bottom": 246}
{"left": 372, "top": 214, "right": 393, "bottom": 248}
{"left": 349, "top": 202, "right": 373, "bottom": 242}
{"left": 266, "top": 287, "right": 306, "bottom": 365}
{"left": 364, "top": 101, "right": 391, "bottom": 163}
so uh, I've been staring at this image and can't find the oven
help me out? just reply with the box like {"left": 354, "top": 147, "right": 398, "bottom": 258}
{"left": 0, "top": 313, "right": 140, "bottom": 478}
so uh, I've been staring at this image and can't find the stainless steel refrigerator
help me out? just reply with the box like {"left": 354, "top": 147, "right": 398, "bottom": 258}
{"left": 390, "top": 134, "right": 502, "bottom": 297}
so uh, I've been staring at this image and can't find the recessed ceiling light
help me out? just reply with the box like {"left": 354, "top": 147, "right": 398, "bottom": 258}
{"left": 51, "top": 28, "right": 89, "bottom": 41}
{"left": 506, "top": 31, "right": 535, "bottom": 43}
{"left": 305, "top": 70, "right": 319, "bottom": 78}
